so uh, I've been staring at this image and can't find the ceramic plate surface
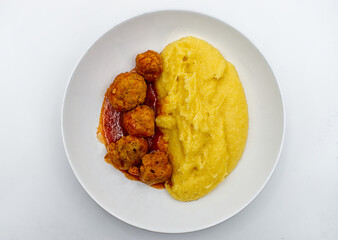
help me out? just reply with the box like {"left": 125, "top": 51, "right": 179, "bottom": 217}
{"left": 62, "top": 10, "right": 285, "bottom": 233}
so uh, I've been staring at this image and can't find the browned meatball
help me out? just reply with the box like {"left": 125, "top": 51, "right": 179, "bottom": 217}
{"left": 135, "top": 50, "right": 163, "bottom": 82}
{"left": 123, "top": 105, "right": 155, "bottom": 137}
{"left": 139, "top": 151, "right": 172, "bottom": 185}
{"left": 105, "top": 136, "right": 148, "bottom": 170}
{"left": 156, "top": 134, "right": 168, "bottom": 153}
{"left": 106, "top": 72, "right": 147, "bottom": 111}
{"left": 104, "top": 142, "right": 116, "bottom": 165}
{"left": 128, "top": 166, "right": 140, "bottom": 176}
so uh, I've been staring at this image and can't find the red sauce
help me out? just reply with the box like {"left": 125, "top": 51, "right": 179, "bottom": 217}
{"left": 144, "top": 83, "right": 165, "bottom": 151}
{"left": 102, "top": 98, "right": 126, "bottom": 145}
{"left": 148, "top": 127, "right": 164, "bottom": 152}
{"left": 145, "top": 83, "right": 160, "bottom": 115}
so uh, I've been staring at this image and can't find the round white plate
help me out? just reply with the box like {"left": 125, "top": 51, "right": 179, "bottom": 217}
{"left": 62, "top": 10, "right": 285, "bottom": 233}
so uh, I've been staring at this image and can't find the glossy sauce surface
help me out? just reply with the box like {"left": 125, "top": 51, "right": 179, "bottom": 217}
{"left": 102, "top": 98, "right": 126, "bottom": 145}
{"left": 144, "top": 83, "right": 164, "bottom": 152}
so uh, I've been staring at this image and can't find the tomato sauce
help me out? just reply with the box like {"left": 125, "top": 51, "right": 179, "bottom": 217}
{"left": 144, "top": 83, "right": 165, "bottom": 152}
{"left": 101, "top": 98, "right": 126, "bottom": 145}
{"left": 144, "top": 83, "right": 159, "bottom": 114}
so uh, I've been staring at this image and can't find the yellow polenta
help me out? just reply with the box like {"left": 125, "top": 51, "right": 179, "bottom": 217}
{"left": 156, "top": 36, "right": 248, "bottom": 201}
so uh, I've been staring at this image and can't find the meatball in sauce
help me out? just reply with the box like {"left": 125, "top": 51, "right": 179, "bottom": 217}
{"left": 123, "top": 105, "right": 155, "bottom": 137}
{"left": 135, "top": 50, "right": 163, "bottom": 82}
{"left": 140, "top": 151, "right": 172, "bottom": 186}
{"left": 105, "top": 136, "right": 148, "bottom": 170}
{"left": 106, "top": 72, "right": 147, "bottom": 111}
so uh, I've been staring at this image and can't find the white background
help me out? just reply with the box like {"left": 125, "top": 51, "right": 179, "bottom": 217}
{"left": 1, "top": 0, "right": 337, "bottom": 239}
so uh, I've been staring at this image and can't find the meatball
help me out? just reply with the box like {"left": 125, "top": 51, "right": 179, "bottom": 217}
{"left": 156, "top": 134, "right": 168, "bottom": 153}
{"left": 123, "top": 105, "right": 155, "bottom": 137}
{"left": 106, "top": 72, "right": 147, "bottom": 111}
{"left": 139, "top": 151, "right": 172, "bottom": 185}
{"left": 105, "top": 136, "right": 148, "bottom": 170}
{"left": 135, "top": 50, "right": 163, "bottom": 82}
{"left": 128, "top": 166, "right": 140, "bottom": 176}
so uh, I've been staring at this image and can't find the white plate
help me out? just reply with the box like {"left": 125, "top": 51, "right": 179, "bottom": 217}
{"left": 62, "top": 10, "right": 285, "bottom": 233}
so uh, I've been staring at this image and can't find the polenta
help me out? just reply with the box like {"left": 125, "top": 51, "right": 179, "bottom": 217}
{"left": 155, "top": 36, "right": 248, "bottom": 201}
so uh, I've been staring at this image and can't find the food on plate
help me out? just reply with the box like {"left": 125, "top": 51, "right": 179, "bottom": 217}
{"left": 135, "top": 50, "right": 163, "bottom": 82}
{"left": 97, "top": 97, "right": 125, "bottom": 146}
{"left": 97, "top": 36, "right": 248, "bottom": 201}
{"left": 139, "top": 151, "right": 172, "bottom": 185}
{"left": 156, "top": 36, "right": 248, "bottom": 201}
{"left": 98, "top": 50, "right": 168, "bottom": 188}
{"left": 106, "top": 72, "right": 147, "bottom": 111}
{"left": 105, "top": 135, "right": 148, "bottom": 170}
{"left": 127, "top": 166, "right": 140, "bottom": 176}
{"left": 123, "top": 105, "right": 155, "bottom": 137}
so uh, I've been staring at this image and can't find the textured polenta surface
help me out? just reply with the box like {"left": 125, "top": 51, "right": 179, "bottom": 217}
{"left": 156, "top": 36, "right": 248, "bottom": 201}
